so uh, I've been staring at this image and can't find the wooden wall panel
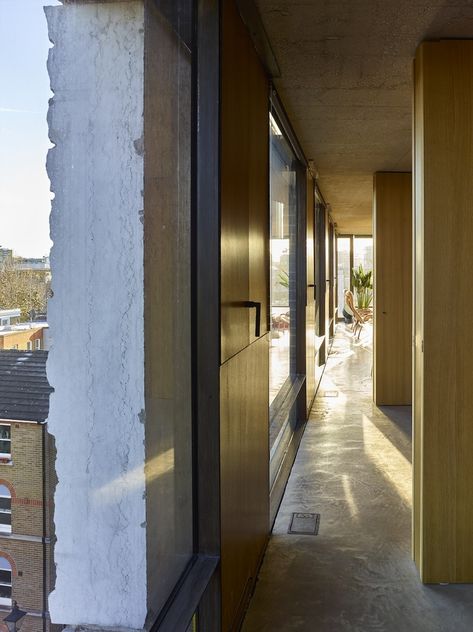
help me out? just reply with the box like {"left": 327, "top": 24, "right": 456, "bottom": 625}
{"left": 413, "top": 52, "right": 424, "bottom": 571}
{"left": 221, "top": 0, "right": 269, "bottom": 362}
{"left": 373, "top": 172, "right": 412, "bottom": 406}
{"left": 414, "top": 41, "right": 473, "bottom": 583}
{"left": 220, "top": 336, "right": 269, "bottom": 631}
{"left": 220, "top": 2, "right": 270, "bottom": 628}
{"left": 248, "top": 46, "right": 270, "bottom": 346}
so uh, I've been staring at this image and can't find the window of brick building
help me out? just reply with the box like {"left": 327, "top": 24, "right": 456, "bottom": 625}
{"left": 0, "top": 486, "right": 11, "bottom": 534}
{"left": 0, "top": 557, "right": 12, "bottom": 606}
{"left": 0, "top": 427, "right": 11, "bottom": 462}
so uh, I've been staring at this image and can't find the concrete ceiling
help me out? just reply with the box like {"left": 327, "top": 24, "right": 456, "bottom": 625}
{"left": 255, "top": 0, "right": 473, "bottom": 234}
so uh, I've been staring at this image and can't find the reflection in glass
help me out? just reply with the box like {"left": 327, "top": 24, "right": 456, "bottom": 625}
{"left": 337, "top": 238, "right": 351, "bottom": 317}
{"left": 145, "top": 1, "right": 194, "bottom": 618}
{"left": 269, "top": 113, "right": 296, "bottom": 406}
{"left": 354, "top": 237, "right": 373, "bottom": 273}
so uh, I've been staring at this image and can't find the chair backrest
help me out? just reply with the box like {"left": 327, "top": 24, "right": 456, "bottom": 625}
{"left": 345, "top": 290, "right": 363, "bottom": 322}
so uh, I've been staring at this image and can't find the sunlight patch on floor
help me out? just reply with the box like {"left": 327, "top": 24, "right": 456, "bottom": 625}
{"left": 362, "top": 413, "right": 411, "bottom": 506}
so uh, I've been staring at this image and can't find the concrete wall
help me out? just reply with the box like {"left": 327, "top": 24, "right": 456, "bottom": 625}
{"left": 45, "top": 2, "right": 147, "bottom": 629}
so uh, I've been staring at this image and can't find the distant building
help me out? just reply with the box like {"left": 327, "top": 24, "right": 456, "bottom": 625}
{"left": 0, "top": 324, "right": 49, "bottom": 352}
{"left": 13, "top": 257, "right": 50, "bottom": 275}
{"left": 0, "top": 251, "right": 12, "bottom": 270}
{"left": 0, "top": 311, "right": 21, "bottom": 328}
{"left": 0, "top": 350, "right": 56, "bottom": 632}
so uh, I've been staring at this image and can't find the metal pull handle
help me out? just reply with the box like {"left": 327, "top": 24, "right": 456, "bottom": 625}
{"left": 245, "top": 301, "right": 261, "bottom": 337}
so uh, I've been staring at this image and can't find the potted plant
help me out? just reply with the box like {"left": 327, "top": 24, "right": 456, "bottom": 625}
{"left": 352, "top": 263, "right": 373, "bottom": 309}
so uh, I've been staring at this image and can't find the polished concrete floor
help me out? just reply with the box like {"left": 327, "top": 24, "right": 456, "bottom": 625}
{"left": 243, "top": 324, "right": 473, "bottom": 632}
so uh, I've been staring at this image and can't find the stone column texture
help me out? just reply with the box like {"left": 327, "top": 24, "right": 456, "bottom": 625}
{"left": 45, "top": 2, "right": 147, "bottom": 628}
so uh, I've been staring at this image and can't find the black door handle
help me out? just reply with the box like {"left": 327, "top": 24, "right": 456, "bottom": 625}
{"left": 244, "top": 301, "right": 261, "bottom": 337}
{"left": 308, "top": 283, "right": 316, "bottom": 302}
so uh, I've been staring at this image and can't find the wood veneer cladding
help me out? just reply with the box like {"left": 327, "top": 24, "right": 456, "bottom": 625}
{"left": 373, "top": 172, "right": 412, "bottom": 406}
{"left": 413, "top": 51, "right": 424, "bottom": 574}
{"left": 220, "top": 335, "right": 269, "bottom": 631}
{"left": 414, "top": 41, "right": 473, "bottom": 583}
{"left": 220, "top": 0, "right": 269, "bottom": 363}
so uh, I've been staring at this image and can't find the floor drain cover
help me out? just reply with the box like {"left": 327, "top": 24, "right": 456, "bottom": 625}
{"left": 288, "top": 512, "right": 320, "bottom": 535}
{"left": 321, "top": 390, "right": 339, "bottom": 397}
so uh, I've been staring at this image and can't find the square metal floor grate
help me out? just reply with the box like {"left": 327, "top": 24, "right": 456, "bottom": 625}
{"left": 320, "top": 390, "right": 339, "bottom": 397}
{"left": 288, "top": 512, "right": 320, "bottom": 535}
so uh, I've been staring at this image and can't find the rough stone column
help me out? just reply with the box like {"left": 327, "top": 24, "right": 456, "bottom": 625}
{"left": 45, "top": 2, "right": 147, "bottom": 629}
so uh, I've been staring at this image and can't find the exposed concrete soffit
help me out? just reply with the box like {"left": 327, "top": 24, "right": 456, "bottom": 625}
{"left": 236, "top": 0, "right": 281, "bottom": 77}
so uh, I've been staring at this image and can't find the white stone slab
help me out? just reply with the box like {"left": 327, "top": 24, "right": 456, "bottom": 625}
{"left": 45, "top": 2, "right": 147, "bottom": 628}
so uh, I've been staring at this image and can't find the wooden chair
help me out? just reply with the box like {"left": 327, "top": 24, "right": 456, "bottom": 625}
{"left": 345, "top": 290, "right": 372, "bottom": 339}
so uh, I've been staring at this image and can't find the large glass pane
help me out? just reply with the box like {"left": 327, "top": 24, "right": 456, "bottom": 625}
{"left": 353, "top": 237, "right": 373, "bottom": 273}
{"left": 337, "top": 238, "right": 351, "bottom": 317}
{"left": 353, "top": 237, "right": 373, "bottom": 309}
{"left": 145, "top": 1, "right": 194, "bottom": 618}
{"left": 269, "top": 113, "right": 297, "bottom": 407}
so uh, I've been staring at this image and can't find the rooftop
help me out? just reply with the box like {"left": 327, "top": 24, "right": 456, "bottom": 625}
{"left": 0, "top": 323, "right": 48, "bottom": 336}
{"left": 0, "top": 350, "right": 52, "bottom": 422}
{"left": 0, "top": 309, "right": 21, "bottom": 318}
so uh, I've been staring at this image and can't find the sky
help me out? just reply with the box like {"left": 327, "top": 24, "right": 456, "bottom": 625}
{"left": 0, "top": 0, "right": 60, "bottom": 258}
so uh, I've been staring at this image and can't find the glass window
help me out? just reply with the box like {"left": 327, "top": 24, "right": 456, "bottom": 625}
{"left": 353, "top": 237, "right": 373, "bottom": 273}
{"left": 337, "top": 237, "right": 351, "bottom": 317}
{"left": 353, "top": 237, "right": 373, "bottom": 309}
{"left": 144, "top": 0, "right": 194, "bottom": 619}
{"left": 269, "top": 112, "right": 297, "bottom": 407}
{"left": 0, "top": 486, "right": 11, "bottom": 534}
{"left": 0, "top": 427, "right": 11, "bottom": 461}
{"left": 0, "top": 558, "right": 12, "bottom": 606}
{"left": 35, "top": 339, "right": 41, "bottom": 350}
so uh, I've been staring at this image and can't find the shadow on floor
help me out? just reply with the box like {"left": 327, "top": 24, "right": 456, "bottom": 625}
{"left": 242, "top": 325, "right": 473, "bottom": 632}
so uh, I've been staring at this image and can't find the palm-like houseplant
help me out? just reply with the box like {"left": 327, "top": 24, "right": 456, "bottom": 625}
{"left": 352, "top": 264, "right": 373, "bottom": 309}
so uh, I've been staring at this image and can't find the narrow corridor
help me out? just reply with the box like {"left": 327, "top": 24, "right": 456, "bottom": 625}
{"left": 243, "top": 324, "right": 473, "bottom": 632}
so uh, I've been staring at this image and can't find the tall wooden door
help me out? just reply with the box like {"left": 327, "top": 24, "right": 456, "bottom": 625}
{"left": 220, "top": 2, "right": 270, "bottom": 629}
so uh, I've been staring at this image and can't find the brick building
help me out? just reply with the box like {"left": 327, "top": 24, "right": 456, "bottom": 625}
{"left": 0, "top": 350, "right": 55, "bottom": 632}
{"left": 0, "top": 327, "right": 48, "bottom": 352}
